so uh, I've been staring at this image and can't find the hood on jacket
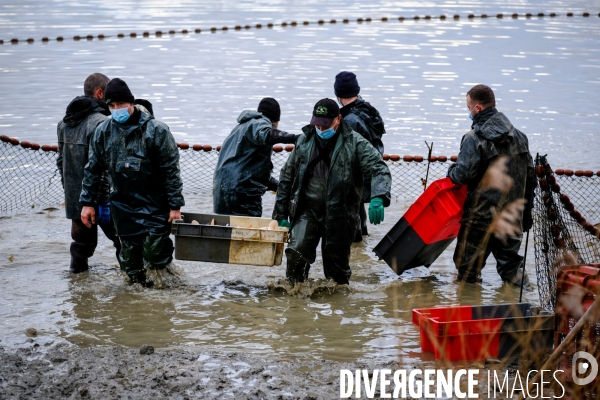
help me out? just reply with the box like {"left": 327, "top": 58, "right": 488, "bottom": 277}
{"left": 475, "top": 111, "right": 514, "bottom": 144}
{"left": 237, "top": 110, "right": 268, "bottom": 124}
{"left": 341, "top": 96, "right": 385, "bottom": 137}
{"left": 63, "top": 96, "right": 109, "bottom": 127}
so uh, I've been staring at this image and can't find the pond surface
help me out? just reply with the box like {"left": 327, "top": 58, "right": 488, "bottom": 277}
{"left": 0, "top": 193, "right": 540, "bottom": 362}
{"left": 0, "top": 0, "right": 598, "bottom": 167}
{"left": 0, "top": 0, "right": 597, "bottom": 364}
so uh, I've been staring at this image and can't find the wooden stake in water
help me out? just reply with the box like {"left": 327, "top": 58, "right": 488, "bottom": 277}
{"left": 519, "top": 173, "right": 535, "bottom": 303}
{"left": 422, "top": 141, "right": 433, "bottom": 191}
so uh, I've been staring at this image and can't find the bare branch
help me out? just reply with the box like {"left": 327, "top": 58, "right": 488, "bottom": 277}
{"left": 491, "top": 198, "right": 526, "bottom": 245}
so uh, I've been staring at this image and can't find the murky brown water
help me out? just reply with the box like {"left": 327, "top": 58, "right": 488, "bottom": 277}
{"left": 0, "top": 0, "right": 596, "bottom": 369}
{"left": 0, "top": 1, "right": 599, "bottom": 167}
{"left": 0, "top": 192, "right": 539, "bottom": 363}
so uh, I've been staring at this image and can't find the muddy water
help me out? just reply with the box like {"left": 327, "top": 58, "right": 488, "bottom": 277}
{"left": 0, "top": 192, "right": 539, "bottom": 364}
{"left": 0, "top": 0, "right": 594, "bottom": 372}
{"left": 0, "top": 1, "right": 599, "bottom": 167}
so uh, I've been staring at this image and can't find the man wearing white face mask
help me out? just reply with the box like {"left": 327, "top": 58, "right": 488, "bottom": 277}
{"left": 273, "top": 98, "right": 392, "bottom": 286}
{"left": 79, "top": 78, "right": 184, "bottom": 287}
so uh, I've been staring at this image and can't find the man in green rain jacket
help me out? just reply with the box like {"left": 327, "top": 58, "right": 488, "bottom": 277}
{"left": 273, "top": 99, "right": 392, "bottom": 286}
{"left": 80, "top": 78, "right": 184, "bottom": 287}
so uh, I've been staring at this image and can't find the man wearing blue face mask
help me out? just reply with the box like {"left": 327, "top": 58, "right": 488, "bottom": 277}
{"left": 273, "top": 98, "right": 392, "bottom": 286}
{"left": 448, "top": 84, "right": 535, "bottom": 287}
{"left": 57, "top": 73, "right": 121, "bottom": 273}
{"left": 79, "top": 78, "right": 184, "bottom": 287}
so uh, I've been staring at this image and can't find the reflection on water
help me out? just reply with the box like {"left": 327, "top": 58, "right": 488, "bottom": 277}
{"left": 0, "top": 1, "right": 599, "bottom": 167}
{"left": 0, "top": 0, "right": 596, "bottom": 366}
{"left": 0, "top": 193, "right": 539, "bottom": 364}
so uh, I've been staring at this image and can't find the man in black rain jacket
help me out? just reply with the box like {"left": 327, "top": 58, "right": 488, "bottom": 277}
{"left": 80, "top": 78, "right": 184, "bottom": 286}
{"left": 213, "top": 98, "right": 300, "bottom": 217}
{"left": 334, "top": 71, "right": 386, "bottom": 241}
{"left": 448, "top": 84, "right": 535, "bottom": 286}
{"left": 57, "top": 73, "right": 121, "bottom": 273}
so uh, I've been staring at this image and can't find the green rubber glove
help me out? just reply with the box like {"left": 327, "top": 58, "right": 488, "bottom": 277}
{"left": 368, "top": 197, "right": 384, "bottom": 225}
{"left": 278, "top": 219, "right": 291, "bottom": 229}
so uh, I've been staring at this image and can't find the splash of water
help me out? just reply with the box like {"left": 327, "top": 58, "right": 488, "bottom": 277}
{"left": 145, "top": 263, "right": 187, "bottom": 289}
{"left": 268, "top": 277, "right": 346, "bottom": 298}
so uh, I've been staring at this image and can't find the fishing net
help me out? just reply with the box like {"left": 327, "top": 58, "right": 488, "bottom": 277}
{"left": 0, "top": 139, "right": 63, "bottom": 213}
{"left": 3, "top": 139, "right": 600, "bottom": 314}
{"left": 533, "top": 154, "right": 600, "bottom": 311}
{"left": 0, "top": 138, "right": 452, "bottom": 214}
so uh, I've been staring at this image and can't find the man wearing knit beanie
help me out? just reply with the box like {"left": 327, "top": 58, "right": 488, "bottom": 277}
{"left": 213, "top": 97, "right": 300, "bottom": 216}
{"left": 57, "top": 72, "right": 121, "bottom": 274}
{"left": 334, "top": 71, "right": 386, "bottom": 242}
{"left": 80, "top": 78, "right": 184, "bottom": 287}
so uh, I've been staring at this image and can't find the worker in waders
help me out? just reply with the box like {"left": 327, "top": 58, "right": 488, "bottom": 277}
{"left": 57, "top": 73, "right": 121, "bottom": 273}
{"left": 448, "top": 84, "right": 535, "bottom": 286}
{"left": 334, "top": 71, "right": 386, "bottom": 242}
{"left": 273, "top": 99, "right": 392, "bottom": 286}
{"left": 80, "top": 78, "right": 184, "bottom": 287}
{"left": 213, "top": 97, "right": 300, "bottom": 217}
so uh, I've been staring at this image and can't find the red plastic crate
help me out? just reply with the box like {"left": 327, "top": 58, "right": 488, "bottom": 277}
{"left": 412, "top": 303, "right": 554, "bottom": 361}
{"left": 403, "top": 177, "right": 468, "bottom": 244}
{"left": 554, "top": 264, "right": 600, "bottom": 386}
{"left": 374, "top": 177, "right": 467, "bottom": 275}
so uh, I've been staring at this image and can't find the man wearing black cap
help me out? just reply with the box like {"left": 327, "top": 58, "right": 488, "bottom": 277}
{"left": 273, "top": 99, "right": 392, "bottom": 286}
{"left": 213, "top": 97, "right": 300, "bottom": 217}
{"left": 57, "top": 72, "right": 121, "bottom": 273}
{"left": 79, "top": 78, "right": 184, "bottom": 287}
{"left": 334, "top": 71, "right": 386, "bottom": 242}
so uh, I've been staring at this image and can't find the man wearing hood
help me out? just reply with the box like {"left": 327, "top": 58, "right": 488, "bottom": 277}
{"left": 273, "top": 99, "right": 392, "bottom": 286}
{"left": 79, "top": 78, "right": 184, "bottom": 287}
{"left": 57, "top": 73, "right": 121, "bottom": 273}
{"left": 448, "top": 84, "right": 535, "bottom": 286}
{"left": 334, "top": 71, "right": 386, "bottom": 242}
{"left": 213, "top": 97, "right": 300, "bottom": 217}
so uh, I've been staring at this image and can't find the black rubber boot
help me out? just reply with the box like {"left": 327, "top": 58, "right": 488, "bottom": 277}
{"left": 285, "top": 249, "right": 310, "bottom": 287}
{"left": 129, "top": 271, "right": 153, "bottom": 288}
{"left": 70, "top": 257, "right": 89, "bottom": 274}
{"left": 503, "top": 268, "right": 531, "bottom": 289}
{"left": 456, "top": 271, "right": 482, "bottom": 284}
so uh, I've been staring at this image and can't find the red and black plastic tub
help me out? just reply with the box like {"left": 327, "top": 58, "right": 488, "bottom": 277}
{"left": 374, "top": 177, "right": 468, "bottom": 275}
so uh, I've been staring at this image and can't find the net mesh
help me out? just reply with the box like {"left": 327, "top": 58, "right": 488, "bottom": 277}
{"left": 3, "top": 139, "right": 600, "bottom": 313}
{"left": 533, "top": 154, "right": 600, "bottom": 311}
{"left": 0, "top": 141, "right": 64, "bottom": 213}
{"left": 0, "top": 140, "right": 452, "bottom": 214}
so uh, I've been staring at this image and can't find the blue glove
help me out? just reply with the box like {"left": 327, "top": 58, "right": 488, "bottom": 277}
{"left": 97, "top": 202, "right": 111, "bottom": 225}
{"left": 278, "top": 219, "right": 291, "bottom": 229}
{"left": 368, "top": 197, "right": 384, "bottom": 225}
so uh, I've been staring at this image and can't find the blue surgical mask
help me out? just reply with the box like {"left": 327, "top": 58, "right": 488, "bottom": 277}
{"left": 468, "top": 104, "right": 478, "bottom": 121}
{"left": 110, "top": 107, "right": 130, "bottom": 123}
{"left": 316, "top": 126, "right": 336, "bottom": 140}
{"left": 337, "top": 98, "right": 343, "bottom": 107}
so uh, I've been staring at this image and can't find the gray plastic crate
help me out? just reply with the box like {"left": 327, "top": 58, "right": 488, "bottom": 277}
{"left": 171, "top": 212, "right": 288, "bottom": 266}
